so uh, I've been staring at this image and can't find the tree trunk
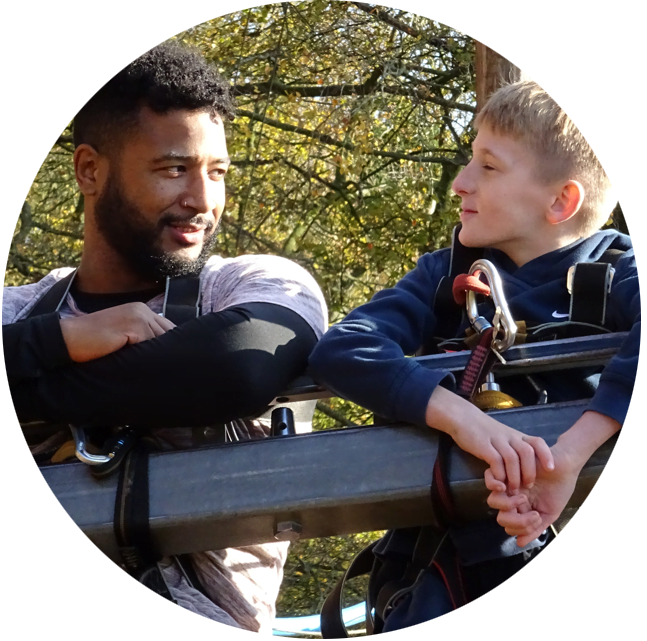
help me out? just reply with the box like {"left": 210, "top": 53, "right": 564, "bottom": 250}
{"left": 475, "top": 41, "right": 525, "bottom": 112}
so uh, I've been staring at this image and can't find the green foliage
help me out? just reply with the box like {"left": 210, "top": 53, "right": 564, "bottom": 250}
{"left": 6, "top": 0, "right": 483, "bottom": 623}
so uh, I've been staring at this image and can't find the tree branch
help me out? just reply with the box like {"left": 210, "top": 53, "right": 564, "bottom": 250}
{"left": 220, "top": 216, "right": 283, "bottom": 254}
{"left": 14, "top": 201, "right": 33, "bottom": 245}
{"left": 55, "top": 135, "right": 74, "bottom": 153}
{"left": 236, "top": 110, "right": 468, "bottom": 165}
{"left": 234, "top": 80, "right": 475, "bottom": 112}
{"left": 33, "top": 221, "right": 84, "bottom": 241}
{"left": 352, "top": 2, "right": 450, "bottom": 50}
{"left": 230, "top": 157, "right": 280, "bottom": 167}
{"left": 316, "top": 401, "right": 358, "bottom": 427}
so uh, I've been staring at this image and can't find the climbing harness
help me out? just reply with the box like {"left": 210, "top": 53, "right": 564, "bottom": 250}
{"left": 321, "top": 259, "right": 523, "bottom": 637}
{"left": 321, "top": 225, "right": 625, "bottom": 637}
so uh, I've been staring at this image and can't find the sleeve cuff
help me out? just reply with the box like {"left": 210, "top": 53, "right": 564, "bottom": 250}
{"left": 36, "top": 312, "right": 73, "bottom": 370}
{"left": 586, "top": 379, "right": 634, "bottom": 425}
{"left": 389, "top": 360, "right": 456, "bottom": 427}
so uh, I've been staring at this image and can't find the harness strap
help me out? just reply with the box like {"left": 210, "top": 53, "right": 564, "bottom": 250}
{"left": 25, "top": 270, "right": 76, "bottom": 318}
{"left": 162, "top": 275, "right": 201, "bottom": 324}
{"left": 569, "top": 262, "right": 613, "bottom": 325}
{"left": 430, "top": 327, "right": 497, "bottom": 529}
{"left": 113, "top": 443, "right": 156, "bottom": 569}
{"left": 320, "top": 540, "right": 380, "bottom": 638}
{"left": 425, "top": 225, "right": 484, "bottom": 354}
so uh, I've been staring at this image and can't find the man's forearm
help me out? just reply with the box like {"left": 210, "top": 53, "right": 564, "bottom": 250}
{"left": 3, "top": 313, "right": 72, "bottom": 380}
{"left": 11, "top": 303, "right": 317, "bottom": 429}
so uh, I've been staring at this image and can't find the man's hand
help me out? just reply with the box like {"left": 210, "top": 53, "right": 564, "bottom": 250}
{"left": 484, "top": 411, "right": 621, "bottom": 547}
{"left": 426, "top": 385, "right": 554, "bottom": 492}
{"left": 60, "top": 302, "right": 176, "bottom": 362}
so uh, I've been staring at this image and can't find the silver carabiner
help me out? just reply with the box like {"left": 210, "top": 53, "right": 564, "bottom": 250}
{"left": 69, "top": 425, "right": 114, "bottom": 466}
{"left": 465, "top": 259, "right": 517, "bottom": 354}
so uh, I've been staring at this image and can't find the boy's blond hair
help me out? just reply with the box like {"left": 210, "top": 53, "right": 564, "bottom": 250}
{"left": 475, "top": 80, "right": 616, "bottom": 237}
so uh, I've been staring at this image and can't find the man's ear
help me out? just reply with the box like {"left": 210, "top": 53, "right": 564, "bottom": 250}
{"left": 73, "top": 143, "right": 106, "bottom": 197}
{"left": 547, "top": 180, "right": 585, "bottom": 225}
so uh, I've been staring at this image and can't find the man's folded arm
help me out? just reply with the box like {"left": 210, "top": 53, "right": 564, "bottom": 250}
{"left": 7, "top": 302, "right": 317, "bottom": 428}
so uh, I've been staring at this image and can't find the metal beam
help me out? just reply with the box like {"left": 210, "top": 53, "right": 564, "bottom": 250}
{"left": 41, "top": 400, "right": 614, "bottom": 561}
{"left": 272, "top": 332, "right": 627, "bottom": 404}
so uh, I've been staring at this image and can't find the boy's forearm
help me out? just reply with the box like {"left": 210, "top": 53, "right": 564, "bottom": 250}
{"left": 554, "top": 410, "right": 621, "bottom": 472}
{"left": 425, "top": 385, "right": 480, "bottom": 436}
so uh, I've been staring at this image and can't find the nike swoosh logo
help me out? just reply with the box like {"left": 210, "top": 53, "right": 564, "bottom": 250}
{"left": 552, "top": 311, "right": 570, "bottom": 318}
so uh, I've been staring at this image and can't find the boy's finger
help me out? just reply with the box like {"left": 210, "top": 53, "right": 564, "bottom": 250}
{"left": 485, "top": 449, "right": 506, "bottom": 485}
{"left": 516, "top": 523, "right": 548, "bottom": 548}
{"left": 514, "top": 439, "right": 537, "bottom": 488}
{"left": 495, "top": 441, "right": 521, "bottom": 491}
{"left": 523, "top": 435, "right": 555, "bottom": 472}
{"left": 484, "top": 468, "right": 506, "bottom": 492}
{"left": 487, "top": 491, "right": 527, "bottom": 511}
{"left": 497, "top": 509, "right": 541, "bottom": 532}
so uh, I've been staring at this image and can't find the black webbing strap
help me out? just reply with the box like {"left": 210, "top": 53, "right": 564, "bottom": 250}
{"left": 163, "top": 275, "right": 201, "bottom": 324}
{"left": 320, "top": 541, "right": 380, "bottom": 638}
{"left": 25, "top": 271, "right": 76, "bottom": 319}
{"left": 113, "top": 443, "right": 157, "bottom": 570}
{"left": 568, "top": 247, "right": 624, "bottom": 326}
{"left": 569, "top": 262, "right": 614, "bottom": 326}
{"left": 175, "top": 554, "right": 210, "bottom": 599}
{"left": 430, "top": 225, "right": 484, "bottom": 348}
{"left": 113, "top": 442, "right": 176, "bottom": 601}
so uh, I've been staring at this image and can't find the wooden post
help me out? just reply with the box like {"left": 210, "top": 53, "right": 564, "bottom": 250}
{"left": 475, "top": 41, "right": 525, "bottom": 112}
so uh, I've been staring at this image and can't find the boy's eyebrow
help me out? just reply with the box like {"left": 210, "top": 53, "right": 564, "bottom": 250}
{"left": 151, "top": 153, "right": 231, "bottom": 165}
{"left": 476, "top": 147, "right": 498, "bottom": 158}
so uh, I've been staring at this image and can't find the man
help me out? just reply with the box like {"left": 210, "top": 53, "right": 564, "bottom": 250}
{"left": 3, "top": 41, "right": 327, "bottom": 632}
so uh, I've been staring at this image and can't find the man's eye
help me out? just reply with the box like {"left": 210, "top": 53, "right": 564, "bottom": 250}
{"left": 210, "top": 167, "right": 228, "bottom": 180}
{"left": 164, "top": 166, "right": 185, "bottom": 175}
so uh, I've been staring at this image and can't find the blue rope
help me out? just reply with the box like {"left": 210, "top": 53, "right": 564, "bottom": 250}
{"left": 273, "top": 602, "right": 366, "bottom": 636}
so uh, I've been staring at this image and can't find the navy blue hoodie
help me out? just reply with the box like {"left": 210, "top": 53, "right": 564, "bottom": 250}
{"left": 309, "top": 230, "right": 639, "bottom": 429}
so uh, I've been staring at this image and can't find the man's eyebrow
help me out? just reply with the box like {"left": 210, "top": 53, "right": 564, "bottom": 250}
{"left": 152, "top": 153, "right": 231, "bottom": 164}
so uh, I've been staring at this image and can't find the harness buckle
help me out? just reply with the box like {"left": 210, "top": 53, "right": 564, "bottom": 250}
{"left": 465, "top": 259, "right": 517, "bottom": 355}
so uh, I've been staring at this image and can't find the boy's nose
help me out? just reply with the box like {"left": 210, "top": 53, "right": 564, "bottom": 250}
{"left": 451, "top": 165, "right": 473, "bottom": 196}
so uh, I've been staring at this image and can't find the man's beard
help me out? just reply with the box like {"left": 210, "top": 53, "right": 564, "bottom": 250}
{"left": 93, "top": 173, "right": 219, "bottom": 282}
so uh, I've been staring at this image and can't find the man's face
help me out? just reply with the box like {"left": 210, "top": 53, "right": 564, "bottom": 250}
{"left": 94, "top": 107, "right": 230, "bottom": 281}
{"left": 451, "top": 125, "right": 558, "bottom": 264}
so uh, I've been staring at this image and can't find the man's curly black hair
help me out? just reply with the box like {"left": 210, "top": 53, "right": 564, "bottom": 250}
{"left": 73, "top": 40, "right": 236, "bottom": 154}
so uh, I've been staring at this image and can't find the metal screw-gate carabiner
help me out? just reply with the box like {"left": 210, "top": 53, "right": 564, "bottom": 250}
{"left": 465, "top": 259, "right": 517, "bottom": 355}
{"left": 69, "top": 425, "right": 113, "bottom": 465}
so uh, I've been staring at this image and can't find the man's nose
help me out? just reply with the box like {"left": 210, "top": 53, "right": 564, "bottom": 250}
{"left": 182, "top": 173, "right": 222, "bottom": 213}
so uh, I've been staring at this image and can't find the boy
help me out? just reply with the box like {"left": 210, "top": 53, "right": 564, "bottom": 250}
{"left": 309, "top": 80, "right": 639, "bottom": 627}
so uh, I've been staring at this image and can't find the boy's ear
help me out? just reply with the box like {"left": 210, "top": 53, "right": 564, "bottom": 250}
{"left": 546, "top": 180, "right": 585, "bottom": 225}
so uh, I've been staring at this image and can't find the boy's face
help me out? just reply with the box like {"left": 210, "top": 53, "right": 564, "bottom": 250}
{"left": 452, "top": 125, "right": 559, "bottom": 265}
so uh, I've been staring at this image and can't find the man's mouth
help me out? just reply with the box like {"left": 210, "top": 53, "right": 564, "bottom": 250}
{"left": 460, "top": 208, "right": 478, "bottom": 219}
{"left": 166, "top": 221, "right": 208, "bottom": 246}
